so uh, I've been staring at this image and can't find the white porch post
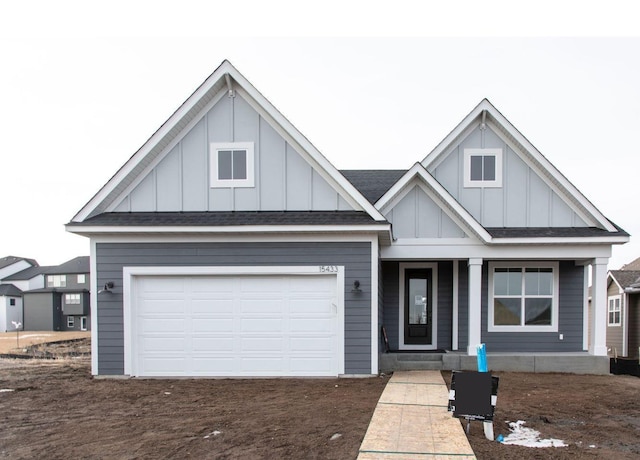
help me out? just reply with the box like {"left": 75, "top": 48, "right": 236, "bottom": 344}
{"left": 468, "top": 258, "right": 483, "bottom": 356}
{"left": 589, "top": 257, "right": 609, "bottom": 356}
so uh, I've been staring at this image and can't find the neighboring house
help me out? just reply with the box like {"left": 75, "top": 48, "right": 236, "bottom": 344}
{"left": 1, "top": 265, "right": 50, "bottom": 291}
{"left": 0, "top": 284, "right": 23, "bottom": 332}
{"left": 22, "top": 256, "right": 90, "bottom": 332}
{"left": 606, "top": 268, "right": 640, "bottom": 358}
{"left": 0, "top": 256, "right": 38, "bottom": 281}
{"left": 66, "top": 60, "right": 628, "bottom": 378}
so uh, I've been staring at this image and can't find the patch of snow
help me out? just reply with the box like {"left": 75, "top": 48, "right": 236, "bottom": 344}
{"left": 502, "top": 420, "right": 567, "bottom": 448}
{"left": 0, "top": 389, "right": 15, "bottom": 393}
{"left": 164, "top": 392, "right": 171, "bottom": 395}
{"left": 204, "top": 430, "right": 222, "bottom": 439}
{"left": 330, "top": 433, "right": 342, "bottom": 441}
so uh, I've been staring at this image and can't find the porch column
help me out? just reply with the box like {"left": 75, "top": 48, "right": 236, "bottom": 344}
{"left": 589, "top": 258, "right": 609, "bottom": 356}
{"left": 468, "top": 258, "right": 483, "bottom": 356}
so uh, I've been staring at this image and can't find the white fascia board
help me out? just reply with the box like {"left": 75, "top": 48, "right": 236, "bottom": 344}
{"left": 72, "top": 61, "right": 236, "bottom": 222}
{"left": 382, "top": 242, "right": 613, "bottom": 260}
{"left": 66, "top": 223, "right": 391, "bottom": 236}
{"left": 488, "top": 236, "right": 629, "bottom": 245}
{"left": 231, "top": 86, "right": 386, "bottom": 222}
{"left": 608, "top": 273, "right": 624, "bottom": 293}
{"left": 376, "top": 163, "right": 492, "bottom": 243}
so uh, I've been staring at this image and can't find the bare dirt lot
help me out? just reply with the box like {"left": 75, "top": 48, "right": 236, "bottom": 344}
{"left": 1, "top": 338, "right": 639, "bottom": 460}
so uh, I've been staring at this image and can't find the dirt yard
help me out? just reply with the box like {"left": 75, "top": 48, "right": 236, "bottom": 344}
{"left": 1, "top": 339, "right": 639, "bottom": 460}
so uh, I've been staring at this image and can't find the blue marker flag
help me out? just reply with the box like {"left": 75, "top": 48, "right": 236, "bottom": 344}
{"left": 476, "top": 343, "right": 487, "bottom": 372}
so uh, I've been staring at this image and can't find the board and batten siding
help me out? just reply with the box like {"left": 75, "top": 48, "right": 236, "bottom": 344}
{"left": 430, "top": 124, "right": 589, "bottom": 228}
{"left": 95, "top": 242, "right": 372, "bottom": 375}
{"left": 476, "top": 261, "right": 585, "bottom": 352}
{"left": 113, "top": 93, "right": 353, "bottom": 213}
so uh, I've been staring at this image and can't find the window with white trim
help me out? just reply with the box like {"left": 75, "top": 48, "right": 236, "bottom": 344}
{"left": 608, "top": 296, "right": 621, "bottom": 326}
{"left": 488, "top": 262, "right": 559, "bottom": 332}
{"left": 65, "top": 293, "right": 81, "bottom": 305}
{"left": 47, "top": 275, "right": 66, "bottom": 288}
{"left": 464, "top": 148, "right": 502, "bottom": 188}
{"left": 210, "top": 142, "right": 255, "bottom": 188}
{"left": 9, "top": 298, "right": 16, "bottom": 306}
{"left": 67, "top": 316, "right": 75, "bottom": 328}
{"left": 77, "top": 274, "right": 86, "bottom": 284}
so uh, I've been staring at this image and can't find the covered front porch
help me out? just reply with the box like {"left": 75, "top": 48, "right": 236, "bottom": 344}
{"left": 378, "top": 257, "right": 611, "bottom": 374}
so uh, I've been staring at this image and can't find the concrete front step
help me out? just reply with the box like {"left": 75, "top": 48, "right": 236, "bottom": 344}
{"left": 380, "top": 353, "right": 445, "bottom": 372}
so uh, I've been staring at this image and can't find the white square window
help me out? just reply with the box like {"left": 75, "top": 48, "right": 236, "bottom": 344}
{"left": 608, "top": 296, "right": 621, "bottom": 326}
{"left": 67, "top": 316, "right": 75, "bottom": 328}
{"left": 488, "top": 262, "right": 559, "bottom": 332}
{"left": 65, "top": 293, "right": 81, "bottom": 305}
{"left": 47, "top": 275, "right": 67, "bottom": 288}
{"left": 77, "top": 274, "right": 86, "bottom": 284}
{"left": 210, "top": 142, "right": 255, "bottom": 188}
{"left": 463, "top": 148, "right": 502, "bottom": 188}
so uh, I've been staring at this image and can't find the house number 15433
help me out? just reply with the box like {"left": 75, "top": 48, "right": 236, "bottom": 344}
{"left": 319, "top": 265, "right": 339, "bottom": 273}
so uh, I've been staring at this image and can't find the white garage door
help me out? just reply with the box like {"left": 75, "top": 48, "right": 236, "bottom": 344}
{"left": 132, "top": 274, "right": 338, "bottom": 377}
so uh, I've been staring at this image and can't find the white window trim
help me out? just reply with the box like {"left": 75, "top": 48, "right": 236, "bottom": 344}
{"left": 67, "top": 316, "right": 75, "bottom": 328}
{"left": 47, "top": 275, "right": 67, "bottom": 288}
{"left": 81, "top": 316, "right": 88, "bottom": 331}
{"left": 607, "top": 295, "right": 621, "bottom": 326}
{"left": 488, "top": 261, "right": 559, "bottom": 332}
{"left": 463, "top": 148, "right": 503, "bottom": 188}
{"left": 77, "top": 274, "right": 86, "bottom": 284}
{"left": 398, "top": 262, "right": 438, "bottom": 350}
{"left": 65, "top": 293, "right": 81, "bottom": 305}
{"left": 209, "top": 142, "right": 255, "bottom": 188}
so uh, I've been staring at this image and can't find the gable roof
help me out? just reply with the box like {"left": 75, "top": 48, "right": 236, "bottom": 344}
{"left": 375, "top": 163, "right": 492, "bottom": 242}
{"left": 2, "top": 265, "right": 51, "bottom": 281}
{"left": 70, "top": 60, "right": 385, "bottom": 224}
{"left": 0, "top": 284, "right": 22, "bottom": 296}
{"left": 0, "top": 256, "right": 38, "bottom": 270}
{"left": 422, "top": 99, "right": 619, "bottom": 233}
{"left": 620, "top": 257, "right": 640, "bottom": 271}
{"left": 609, "top": 270, "right": 640, "bottom": 290}
{"left": 47, "top": 256, "right": 90, "bottom": 275}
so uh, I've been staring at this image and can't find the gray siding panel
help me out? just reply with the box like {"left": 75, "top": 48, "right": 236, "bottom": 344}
{"left": 437, "top": 262, "right": 453, "bottom": 350}
{"left": 382, "top": 262, "right": 400, "bottom": 350}
{"left": 482, "top": 261, "right": 584, "bottom": 352}
{"left": 96, "top": 242, "right": 372, "bottom": 375}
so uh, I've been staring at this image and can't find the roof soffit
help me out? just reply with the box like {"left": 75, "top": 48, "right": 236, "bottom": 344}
{"left": 421, "top": 99, "right": 617, "bottom": 232}
{"left": 72, "top": 60, "right": 384, "bottom": 223}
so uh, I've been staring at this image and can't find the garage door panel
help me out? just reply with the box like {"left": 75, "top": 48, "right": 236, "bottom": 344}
{"left": 134, "top": 273, "right": 339, "bottom": 377}
{"left": 191, "top": 299, "right": 235, "bottom": 314}
{"left": 240, "top": 299, "right": 284, "bottom": 314}
{"left": 241, "top": 317, "right": 283, "bottom": 333}
{"left": 192, "top": 318, "right": 233, "bottom": 332}
{"left": 141, "top": 336, "right": 186, "bottom": 352}
{"left": 140, "top": 318, "right": 186, "bottom": 333}
{"left": 192, "top": 337, "right": 234, "bottom": 352}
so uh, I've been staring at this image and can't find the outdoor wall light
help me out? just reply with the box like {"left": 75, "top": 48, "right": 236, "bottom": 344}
{"left": 98, "top": 282, "right": 114, "bottom": 294}
{"left": 352, "top": 280, "right": 362, "bottom": 293}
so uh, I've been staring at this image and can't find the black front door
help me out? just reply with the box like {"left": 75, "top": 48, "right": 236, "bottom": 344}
{"left": 404, "top": 268, "right": 432, "bottom": 345}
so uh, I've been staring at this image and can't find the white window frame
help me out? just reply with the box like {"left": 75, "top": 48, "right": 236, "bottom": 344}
{"left": 77, "top": 274, "right": 86, "bottom": 284}
{"left": 463, "top": 148, "right": 503, "bottom": 188}
{"left": 47, "top": 275, "right": 67, "bottom": 288}
{"left": 65, "top": 293, "right": 81, "bottom": 305}
{"left": 81, "top": 316, "right": 87, "bottom": 331}
{"left": 67, "top": 316, "right": 75, "bottom": 328}
{"left": 488, "top": 261, "right": 559, "bottom": 332}
{"left": 608, "top": 295, "right": 621, "bottom": 326}
{"left": 209, "top": 142, "right": 255, "bottom": 188}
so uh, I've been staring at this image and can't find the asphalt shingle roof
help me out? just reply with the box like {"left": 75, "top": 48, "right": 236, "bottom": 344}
{"left": 2, "top": 265, "right": 52, "bottom": 281}
{"left": 340, "top": 170, "right": 407, "bottom": 204}
{"left": 46, "top": 256, "right": 90, "bottom": 275}
{"left": 0, "top": 284, "right": 23, "bottom": 296}
{"left": 486, "top": 226, "right": 629, "bottom": 239}
{"left": 67, "top": 211, "right": 384, "bottom": 227}
{"left": 0, "top": 256, "right": 38, "bottom": 270}
{"left": 609, "top": 270, "right": 640, "bottom": 289}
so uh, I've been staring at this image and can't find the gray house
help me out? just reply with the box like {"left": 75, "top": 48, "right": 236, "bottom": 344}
{"left": 67, "top": 60, "right": 628, "bottom": 378}
{"left": 22, "top": 256, "right": 90, "bottom": 331}
{"left": 606, "top": 266, "right": 640, "bottom": 358}
{"left": 0, "top": 256, "right": 39, "bottom": 332}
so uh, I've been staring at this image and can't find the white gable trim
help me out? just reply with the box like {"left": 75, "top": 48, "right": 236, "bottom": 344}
{"left": 72, "top": 60, "right": 384, "bottom": 223}
{"left": 422, "top": 99, "right": 617, "bottom": 232}
{"left": 376, "top": 163, "right": 492, "bottom": 243}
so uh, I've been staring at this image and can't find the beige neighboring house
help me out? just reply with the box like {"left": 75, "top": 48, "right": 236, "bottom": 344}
{"left": 606, "top": 257, "right": 640, "bottom": 358}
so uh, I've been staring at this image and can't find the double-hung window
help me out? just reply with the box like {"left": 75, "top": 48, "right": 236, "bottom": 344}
{"left": 488, "top": 262, "right": 559, "bottom": 332}
{"left": 608, "top": 296, "right": 621, "bottom": 326}
{"left": 210, "top": 142, "right": 255, "bottom": 188}
{"left": 47, "top": 275, "right": 67, "bottom": 288}
{"left": 464, "top": 148, "right": 502, "bottom": 188}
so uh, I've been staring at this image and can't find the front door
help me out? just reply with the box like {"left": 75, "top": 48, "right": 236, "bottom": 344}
{"left": 404, "top": 268, "right": 432, "bottom": 345}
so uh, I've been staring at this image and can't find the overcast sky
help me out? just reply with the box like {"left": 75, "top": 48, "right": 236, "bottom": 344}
{"left": 1, "top": 2, "right": 639, "bottom": 270}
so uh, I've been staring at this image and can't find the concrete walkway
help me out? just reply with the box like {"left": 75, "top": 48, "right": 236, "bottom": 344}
{"left": 357, "top": 371, "right": 476, "bottom": 460}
